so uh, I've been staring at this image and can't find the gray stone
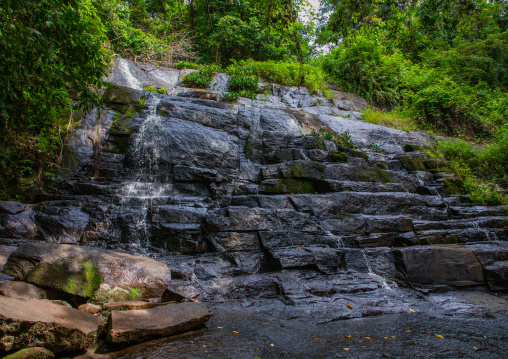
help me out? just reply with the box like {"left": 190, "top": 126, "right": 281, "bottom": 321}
{"left": 0, "top": 202, "right": 25, "bottom": 215}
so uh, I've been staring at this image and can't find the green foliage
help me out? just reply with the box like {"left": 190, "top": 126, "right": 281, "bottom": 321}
{"left": 0, "top": 0, "right": 109, "bottom": 195}
{"left": 227, "top": 74, "right": 259, "bottom": 92}
{"left": 181, "top": 71, "right": 212, "bottom": 88}
{"left": 189, "top": 0, "right": 314, "bottom": 65}
{"left": 145, "top": 85, "right": 157, "bottom": 92}
{"left": 311, "top": 129, "right": 355, "bottom": 150}
{"left": 129, "top": 287, "right": 139, "bottom": 300}
{"left": 363, "top": 109, "right": 418, "bottom": 132}
{"left": 226, "top": 60, "right": 328, "bottom": 93}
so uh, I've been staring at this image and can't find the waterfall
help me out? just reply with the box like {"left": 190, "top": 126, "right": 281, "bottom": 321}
{"left": 118, "top": 96, "right": 173, "bottom": 252}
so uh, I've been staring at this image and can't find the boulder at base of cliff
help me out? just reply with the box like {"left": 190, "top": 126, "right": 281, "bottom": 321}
{"left": 3, "top": 242, "right": 170, "bottom": 299}
{"left": 0, "top": 296, "right": 103, "bottom": 354}
{"left": 2, "top": 347, "right": 55, "bottom": 359}
{"left": 107, "top": 302, "right": 212, "bottom": 343}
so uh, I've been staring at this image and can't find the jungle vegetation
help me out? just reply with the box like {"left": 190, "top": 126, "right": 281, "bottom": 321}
{"left": 0, "top": 0, "right": 506, "bottom": 203}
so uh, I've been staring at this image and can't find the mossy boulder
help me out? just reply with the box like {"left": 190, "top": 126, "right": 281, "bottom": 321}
{"left": 3, "top": 347, "right": 54, "bottom": 359}
{"left": 3, "top": 243, "right": 170, "bottom": 299}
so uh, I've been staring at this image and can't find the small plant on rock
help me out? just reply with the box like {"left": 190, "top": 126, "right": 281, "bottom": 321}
{"left": 182, "top": 71, "right": 212, "bottom": 88}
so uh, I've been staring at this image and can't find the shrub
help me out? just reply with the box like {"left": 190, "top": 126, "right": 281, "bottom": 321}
{"left": 227, "top": 74, "right": 259, "bottom": 92}
{"left": 181, "top": 71, "right": 212, "bottom": 88}
{"left": 225, "top": 59, "right": 328, "bottom": 94}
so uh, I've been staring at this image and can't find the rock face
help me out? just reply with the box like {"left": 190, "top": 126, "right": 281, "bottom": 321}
{"left": 6, "top": 57, "right": 508, "bottom": 314}
{"left": 3, "top": 242, "right": 170, "bottom": 299}
{"left": 107, "top": 302, "right": 212, "bottom": 343}
{"left": 0, "top": 296, "right": 103, "bottom": 353}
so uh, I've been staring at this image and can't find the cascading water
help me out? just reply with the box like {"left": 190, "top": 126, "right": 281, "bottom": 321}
{"left": 119, "top": 95, "right": 173, "bottom": 252}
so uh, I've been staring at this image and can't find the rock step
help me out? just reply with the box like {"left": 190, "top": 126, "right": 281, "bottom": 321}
{"left": 414, "top": 217, "right": 508, "bottom": 231}
{"left": 0, "top": 296, "right": 103, "bottom": 354}
{"left": 107, "top": 302, "right": 212, "bottom": 344}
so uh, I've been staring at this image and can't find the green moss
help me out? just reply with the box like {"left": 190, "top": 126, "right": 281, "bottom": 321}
{"left": 354, "top": 166, "right": 394, "bottom": 183}
{"left": 65, "top": 278, "right": 77, "bottom": 294}
{"left": 335, "top": 213, "right": 349, "bottom": 220}
{"left": 399, "top": 155, "right": 427, "bottom": 171}
{"left": 104, "top": 86, "right": 133, "bottom": 105}
{"left": 129, "top": 287, "right": 139, "bottom": 300}
{"left": 145, "top": 85, "right": 156, "bottom": 92}
{"left": 157, "top": 87, "right": 167, "bottom": 94}
{"left": 275, "top": 179, "right": 315, "bottom": 194}
{"left": 82, "top": 261, "right": 104, "bottom": 298}
{"left": 314, "top": 137, "right": 326, "bottom": 151}
{"left": 350, "top": 149, "right": 369, "bottom": 160}
{"left": 375, "top": 161, "right": 389, "bottom": 170}
{"left": 289, "top": 163, "right": 305, "bottom": 178}
{"left": 139, "top": 96, "right": 147, "bottom": 107}
{"left": 331, "top": 152, "right": 348, "bottom": 163}
{"left": 245, "top": 144, "right": 253, "bottom": 159}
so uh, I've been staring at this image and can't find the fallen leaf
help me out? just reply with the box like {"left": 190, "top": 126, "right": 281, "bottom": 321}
{"left": 391, "top": 336, "right": 396, "bottom": 339}
{"left": 315, "top": 338, "right": 321, "bottom": 341}
{"left": 364, "top": 337, "right": 371, "bottom": 340}
{"left": 346, "top": 335, "right": 352, "bottom": 338}
{"left": 270, "top": 344, "right": 275, "bottom": 347}
{"left": 474, "top": 347, "right": 478, "bottom": 351}
{"left": 410, "top": 308, "right": 415, "bottom": 313}
{"left": 359, "top": 341, "right": 362, "bottom": 344}
{"left": 298, "top": 247, "right": 302, "bottom": 250}
{"left": 383, "top": 337, "right": 389, "bottom": 340}
{"left": 217, "top": 327, "right": 223, "bottom": 329}
{"left": 435, "top": 334, "right": 444, "bottom": 339}
{"left": 233, "top": 331, "right": 239, "bottom": 334}
{"left": 344, "top": 348, "right": 350, "bottom": 351}
{"left": 203, "top": 345, "right": 206, "bottom": 348}
{"left": 219, "top": 258, "right": 223, "bottom": 261}
{"left": 406, "top": 330, "right": 411, "bottom": 333}
{"left": 346, "top": 304, "right": 354, "bottom": 310}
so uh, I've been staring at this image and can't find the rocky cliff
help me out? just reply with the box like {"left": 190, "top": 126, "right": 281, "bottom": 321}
{"left": 1, "top": 59, "right": 507, "bottom": 321}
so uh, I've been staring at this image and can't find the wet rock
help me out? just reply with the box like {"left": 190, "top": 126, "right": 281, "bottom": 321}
{"left": 0, "top": 202, "right": 25, "bottom": 215}
{"left": 483, "top": 261, "right": 508, "bottom": 291}
{"left": 397, "top": 245, "right": 485, "bottom": 288}
{"left": 161, "top": 288, "right": 188, "bottom": 303}
{"left": 4, "top": 242, "right": 170, "bottom": 299}
{"left": 34, "top": 203, "right": 90, "bottom": 244}
{"left": 0, "top": 281, "right": 47, "bottom": 300}
{"left": 0, "top": 296, "right": 102, "bottom": 353}
{"left": 0, "top": 209, "right": 37, "bottom": 240}
{"left": 107, "top": 302, "right": 212, "bottom": 343}
{"left": 3, "top": 347, "right": 55, "bottom": 359}
{"left": 78, "top": 303, "right": 102, "bottom": 315}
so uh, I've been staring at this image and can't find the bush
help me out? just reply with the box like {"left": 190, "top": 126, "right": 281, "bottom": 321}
{"left": 226, "top": 60, "right": 328, "bottom": 94}
{"left": 181, "top": 71, "right": 212, "bottom": 88}
{"left": 227, "top": 74, "right": 259, "bottom": 92}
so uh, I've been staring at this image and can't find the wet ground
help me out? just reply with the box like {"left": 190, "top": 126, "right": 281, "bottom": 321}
{"left": 107, "top": 293, "right": 508, "bottom": 359}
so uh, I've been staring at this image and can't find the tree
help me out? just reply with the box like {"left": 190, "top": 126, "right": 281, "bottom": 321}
{"left": 0, "top": 0, "right": 109, "bottom": 187}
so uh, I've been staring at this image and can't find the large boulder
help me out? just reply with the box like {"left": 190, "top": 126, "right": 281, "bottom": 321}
{"left": 107, "top": 302, "right": 212, "bottom": 343}
{"left": 0, "top": 296, "right": 103, "bottom": 354}
{"left": 397, "top": 245, "right": 485, "bottom": 288}
{"left": 3, "top": 242, "right": 170, "bottom": 299}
